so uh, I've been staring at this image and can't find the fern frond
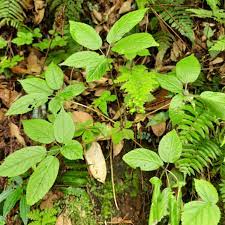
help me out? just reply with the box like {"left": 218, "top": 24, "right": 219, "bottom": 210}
{"left": 176, "top": 140, "right": 221, "bottom": 175}
{"left": 177, "top": 101, "right": 218, "bottom": 144}
{"left": 209, "top": 36, "right": 225, "bottom": 52}
{"left": 219, "top": 179, "right": 225, "bottom": 205}
{"left": 186, "top": 8, "right": 213, "bottom": 19}
{"left": 0, "top": 0, "right": 27, "bottom": 28}
{"left": 154, "top": 31, "right": 173, "bottom": 68}
{"left": 115, "top": 65, "right": 159, "bottom": 113}
{"left": 159, "top": 7, "right": 194, "bottom": 42}
{"left": 206, "top": 0, "right": 220, "bottom": 11}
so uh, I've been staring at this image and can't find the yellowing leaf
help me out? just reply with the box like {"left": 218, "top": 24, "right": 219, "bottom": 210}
{"left": 84, "top": 142, "right": 107, "bottom": 183}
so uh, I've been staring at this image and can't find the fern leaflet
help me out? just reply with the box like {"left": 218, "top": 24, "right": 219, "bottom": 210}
{"left": 209, "top": 36, "right": 225, "bottom": 52}
{"left": 115, "top": 65, "right": 158, "bottom": 113}
{"left": 159, "top": 7, "right": 195, "bottom": 42}
{"left": 0, "top": 0, "right": 27, "bottom": 28}
{"left": 176, "top": 140, "right": 221, "bottom": 175}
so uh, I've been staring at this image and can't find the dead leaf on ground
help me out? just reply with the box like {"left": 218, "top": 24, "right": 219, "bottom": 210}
{"left": 119, "top": 0, "right": 133, "bottom": 14}
{"left": 40, "top": 191, "right": 62, "bottom": 209}
{"left": 34, "top": 0, "right": 46, "bottom": 24}
{"left": 170, "top": 39, "right": 186, "bottom": 61}
{"left": 151, "top": 122, "right": 166, "bottom": 137}
{"left": 26, "top": 51, "right": 43, "bottom": 74}
{"left": 9, "top": 122, "right": 26, "bottom": 146}
{"left": 0, "top": 109, "right": 5, "bottom": 122}
{"left": 56, "top": 213, "right": 72, "bottom": 225}
{"left": 11, "top": 50, "right": 43, "bottom": 75}
{"left": 0, "top": 89, "right": 19, "bottom": 107}
{"left": 113, "top": 141, "right": 124, "bottom": 157}
{"left": 84, "top": 142, "right": 107, "bottom": 183}
{"left": 72, "top": 111, "right": 93, "bottom": 123}
{"left": 210, "top": 57, "right": 223, "bottom": 65}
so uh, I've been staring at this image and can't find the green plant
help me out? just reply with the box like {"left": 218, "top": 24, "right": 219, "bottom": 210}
{"left": 0, "top": 177, "right": 30, "bottom": 224}
{"left": 61, "top": 8, "right": 159, "bottom": 113}
{"left": 28, "top": 208, "right": 57, "bottom": 225}
{"left": 187, "top": 0, "right": 225, "bottom": 24}
{"left": 123, "top": 53, "right": 225, "bottom": 225}
{"left": 0, "top": 9, "right": 157, "bottom": 213}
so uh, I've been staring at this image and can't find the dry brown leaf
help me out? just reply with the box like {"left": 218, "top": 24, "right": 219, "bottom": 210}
{"left": 56, "top": 213, "right": 72, "bottom": 225}
{"left": 34, "top": 0, "right": 46, "bottom": 24}
{"left": 26, "top": 51, "right": 42, "bottom": 74}
{"left": 0, "top": 89, "right": 19, "bottom": 107}
{"left": 9, "top": 122, "right": 26, "bottom": 146}
{"left": 210, "top": 57, "right": 223, "bottom": 65}
{"left": 93, "top": 9, "right": 103, "bottom": 22}
{"left": 0, "top": 109, "right": 5, "bottom": 122}
{"left": 151, "top": 122, "right": 166, "bottom": 137}
{"left": 84, "top": 142, "right": 107, "bottom": 183}
{"left": 113, "top": 141, "right": 124, "bottom": 157}
{"left": 119, "top": 0, "right": 133, "bottom": 14}
{"left": 72, "top": 111, "right": 93, "bottom": 123}
{"left": 40, "top": 191, "right": 62, "bottom": 209}
{"left": 170, "top": 40, "right": 186, "bottom": 61}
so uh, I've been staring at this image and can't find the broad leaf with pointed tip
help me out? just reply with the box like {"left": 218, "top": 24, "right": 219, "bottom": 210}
{"left": 26, "top": 156, "right": 59, "bottom": 205}
{"left": 0, "top": 146, "right": 46, "bottom": 177}
{"left": 123, "top": 148, "right": 163, "bottom": 171}
{"left": 69, "top": 21, "right": 102, "bottom": 50}
{"left": 53, "top": 108, "right": 75, "bottom": 143}
{"left": 6, "top": 93, "right": 48, "bottom": 116}
{"left": 45, "top": 62, "right": 64, "bottom": 90}
{"left": 158, "top": 130, "right": 182, "bottom": 163}
{"left": 107, "top": 9, "right": 147, "bottom": 43}
{"left": 23, "top": 119, "right": 55, "bottom": 144}
{"left": 176, "top": 54, "right": 201, "bottom": 84}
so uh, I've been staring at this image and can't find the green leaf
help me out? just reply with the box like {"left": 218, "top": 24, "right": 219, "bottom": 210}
{"left": 182, "top": 201, "right": 220, "bottom": 225}
{"left": 0, "top": 146, "right": 46, "bottom": 177}
{"left": 169, "top": 94, "right": 186, "bottom": 126}
{"left": 26, "top": 156, "right": 59, "bottom": 205}
{"left": 176, "top": 54, "right": 201, "bottom": 84}
{"left": 111, "top": 33, "right": 158, "bottom": 56}
{"left": 93, "top": 91, "right": 116, "bottom": 115}
{"left": 157, "top": 74, "right": 183, "bottom": 93}
{"left": 123, "top": 148, "right": 163, "bottom": 171}
{"left": 194, "top": 179, "right": 218, "bottom": 204}
{"left": 22, "top": 119, "right": 55, "bottom": 144}
{"left": 45, "top": 62, "right": 64, "bottom": 90}
{"left": 3, "top": 187, "right": 23, "bottom": 217}
{"left": 60, "top": 51, "right": 101, "bottom": 68}
{"left": 19, "top": 78, "right": 53, "bottom": 95}
{"left": 60, "top": 140, "right": 83, "bottom": 160}
{"left": 158, "top": 130, "right": 182, "bottom": 163}
{"left": 19, "top": 195, "right": 30, "bottom": 225}
{"left": 0, "top": 37, "right": 7, "bottom": 49}
{"left": 0, "top": 189, "right": 14, "bottom": 203}
{"left": 58, "top": 83, "right": 86, "bottom": 100}
{"left": 53, "top": 108, "right": 75, "bottom": 143}
{"left": 6, "top": 93, "right": 48, "bottom": 116}
{"left": 69, "top": 21, "right": 102, "bottom": 50}
{"left": 200, "top": 91, "right": 225, "bottom": 120}
{"left": 106, "top": 9, "right": 147, "bottom": 43}
{"left": 86, "top": 56, "right": 109, "bottom": 82}
{"left": 49, "top": 96, "right": 64, "bottom": 115}
{"left": 12, "top": 31, "right": 33, "bottom": 46}
{"left": 168, "top": 191, "right": 182, "bottom": 225}
{"left": 115, "top": 65, "right": 158, "bottom": 113}
{"left": 149, "top": 177, "right": 170, "bottom": 225}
